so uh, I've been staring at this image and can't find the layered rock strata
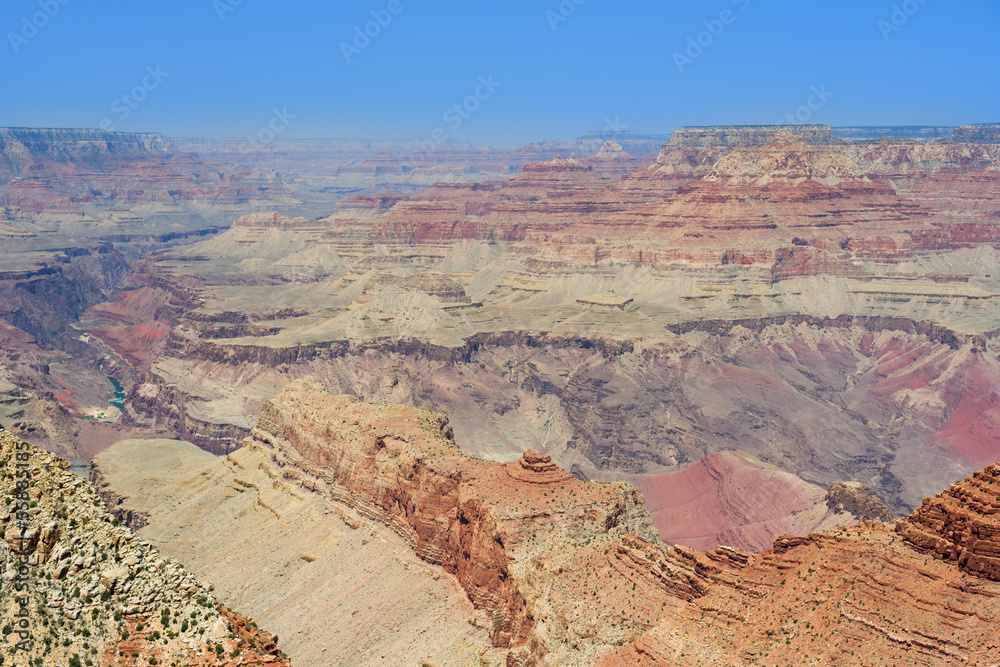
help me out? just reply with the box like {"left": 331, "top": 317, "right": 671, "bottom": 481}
{"left": 896, "top": 462, "right": 1000, "bottom": 580}
{"left": 624, "top": 450, "right": 886, "bottom": 552}
{"left": 249, "top": 377, "right": 657, "bottom": 651}
{"left": 95, "top": 381, "right": 1000, "bottom": 665}
{"left": 0, "top": 431, "right": 289, "bottom": 666}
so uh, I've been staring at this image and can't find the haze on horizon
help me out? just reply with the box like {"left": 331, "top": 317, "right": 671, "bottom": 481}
{"left": 2, "top": 0, "right": 999, "bottom": 145}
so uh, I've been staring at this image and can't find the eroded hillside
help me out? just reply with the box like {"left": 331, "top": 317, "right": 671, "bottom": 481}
{"left": 0, "top": 430, "right": 289, "bottom": 666}
{"left": 6, "top": 123, "right": 1000, "bottom": 555}
{"left": 94, "top": 378, "right": 1000, "bottom": 666}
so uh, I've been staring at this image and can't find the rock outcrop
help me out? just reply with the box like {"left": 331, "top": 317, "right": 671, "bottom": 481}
{"left": 943, "top": 123, "right": 1000, "bottom": 143}
{"left": 666, "top": 124, "right": 843, "bottom": 147}
{"left": 94, "top": 382, "right": 1000, "bottom": 666}
{"left": 250, "top": 377, "right": 657, "bottom": 652}
{"left": 0, "top": 127, "right": 171, "bottom": 159}
{"left": 896, "top": 462, "right": 1000, "bottom": 580}
{"left": 826, "top": 481, "right": 896, "bottom": 523}
{"left": 0, "top": 430, "right": 289, "bottom": 666}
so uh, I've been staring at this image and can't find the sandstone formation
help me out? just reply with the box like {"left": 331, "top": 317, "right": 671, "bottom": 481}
{"left": 832, "top": 125, "right": 956, "bottom": 141}
{"left": 666, "top": 125, "right": 843, "bottom": 147}
{"left": 0, "top": 430, "right": 289, "bottom": 666}
{"left": 896, "top": 462, "right": 1000, "bottom": 580}
{"left": 944, "top": 123, "right": 1000, "bottom": 144}
{"left": 624, "top": 451, "right": 877, "bottom": 552}
{"left": 247, "top": 378, "right": 657, "bottom": 653}
{"left": 6, "top": 122, "right": 1000, "bottom": 562}
{"left": 91, "top": 437, "right": 499, "bottom": 667}
{"left": 94, "top": 380, "right": 1000, "bottom": 666}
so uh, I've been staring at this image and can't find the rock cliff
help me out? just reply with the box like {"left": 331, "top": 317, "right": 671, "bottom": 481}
{"left": 666, "top": 124, "right": 843, "bottom": 147}
{"left": 896, "top": 462, "right": 1000, "bottom": 580}
{"left": 94, "top": 381, "right": 1000, "bottom": 666}
{"left": 0, "top": 128, "right": 171, "bottom": 163}
{"left": 943, "top": 123, "right": 1000, "bottom": 143}
{"left": 250, "top": 377, "right": 657, "bottom": 653}
{"left": 0, "top": 430, "right": 289, "bottom": 666}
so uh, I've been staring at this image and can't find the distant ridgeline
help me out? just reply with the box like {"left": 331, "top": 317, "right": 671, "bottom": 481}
{"left": 569, "top": 131, "right": 673, "bottom": 155}
{"left": 666, "top": 124, "right": 1000, "bottom": 147}
{"left": 0, "top": 127, "right": 171, "bottom": 158}
{"left": 942, "top": 123, "right": 1000, "bottom": 143}
{"left": 667, "top": 125, "right": 843, "bottom": 147}
{"left": 831, "top": 126, "right": 956, "bottom": 141}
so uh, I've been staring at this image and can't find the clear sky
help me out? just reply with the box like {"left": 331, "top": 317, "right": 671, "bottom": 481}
{"left": 1, "top": 0, "right": 997, "bottom": 145}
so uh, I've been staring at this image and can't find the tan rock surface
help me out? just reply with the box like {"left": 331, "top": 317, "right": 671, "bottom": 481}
{"left": 92, "top": 437, "right": 499, "bottom": 667}
{"left": 0, "top": 431, "right": 289, "bottom": 666}
{"left": 95, "top": 380, "right": 1000, "bottom": 665}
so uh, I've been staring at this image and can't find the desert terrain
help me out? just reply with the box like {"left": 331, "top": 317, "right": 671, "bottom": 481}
{"left": 3, "top": 121, "right": 1000, "bottom": 664}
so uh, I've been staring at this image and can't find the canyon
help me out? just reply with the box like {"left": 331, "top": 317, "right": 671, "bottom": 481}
{"left": 92, "top": 377, "right": 1000, "bottom": 665}
{"left": 97, "top": 124, "right": 1000, "bottom": 523}
{"left": 3, "top": 121, "right": 1000, "bottom": 663}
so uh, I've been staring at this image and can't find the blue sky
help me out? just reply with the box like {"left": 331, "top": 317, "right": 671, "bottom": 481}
{"left": 1, "top": 0, "right": 997, "bottom": 145}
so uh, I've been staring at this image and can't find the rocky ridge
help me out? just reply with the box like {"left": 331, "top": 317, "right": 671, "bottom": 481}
{"left": 0, "top": 430, "right": 289, "bottom": 666}
{"left": 96, "top": 380, "right": 1000, "bottom": 665}
{"left": 896, "top": 462, "right": 1000, "bottom": 580}
{"left": 250, "top": 377, "right": 657, "bottom": 654}
{"left": 666, "top": 125, "right": 843, "bottom": 147}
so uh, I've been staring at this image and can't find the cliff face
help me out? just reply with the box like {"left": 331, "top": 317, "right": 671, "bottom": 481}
{"left": 251, "top": 377, "right": 657, "bottom": 651}
{"left": 94, "top": 381, "right": 1000, "bottom": 666}
{"left": 0, "top": 127, "right": 171, "bottom": 161}
{"left": 944, "top": 123, "right": 1000, "bottom": 144}
{"left": 666, "top": 124, "right": 843, "bottom": 147}
{"left": 0, "top": 431, "right": 289, "bottom": 666}
{"left": 232, "top": 379, "right": 1000, "bottom": 665}
{"left": 897, "top": 462, "right": 1000, "bottom": 580}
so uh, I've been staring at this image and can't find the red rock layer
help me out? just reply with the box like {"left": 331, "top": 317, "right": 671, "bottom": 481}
{"left": 248, "top": 377, "right": 655, "bottom": 649}
{"left": 234, "top": 378, "right": 1000, "bottom": 665}
{"left": 897, "top": 462, "right": 1000, "bottom": 580}
{"left": 598, "top": 523, "right": 1000, "bottom": 666}
{"left": 626, "top": 450, "right": 835, "bottom": 552}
